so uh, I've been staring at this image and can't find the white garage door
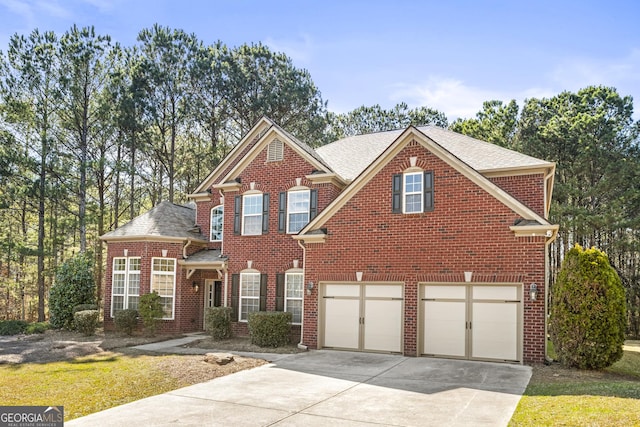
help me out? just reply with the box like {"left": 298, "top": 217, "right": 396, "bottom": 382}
{"left": 322, "top": 283, "right": 403, "bottom": 353}
{"left": 421, "top": 284, "right": 521, "bottom": 362}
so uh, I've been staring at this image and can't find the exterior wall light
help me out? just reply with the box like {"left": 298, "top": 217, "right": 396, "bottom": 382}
{"left": 306, "top": 281, "right": 314, "bottom": 295}
{"left": 530, "top": 283, "right": 538, "bottom": 301}
{"left": 192, "top": 281, "right": 199, "bottom": 293}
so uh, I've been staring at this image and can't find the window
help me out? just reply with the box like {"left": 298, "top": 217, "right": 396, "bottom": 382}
{"left": 279, "top": 189, "right": 318, "bottom": 233}
{"left": 151, "top": 258, "right": 176, "bottom": 319}
{"left": 404, "top": 172, "right": 423, "bottom": 213}
{"left": 287, "top": 190, "right": 310, "bottom": 233}
{"left": 285, "top": 272, "right": 303, "bottom": 324}
{"left": 392, "top": 171, "right": 434, "bottom": 214}
{"left": 210, "top": 205, "right": 223, "bottom": 242}
{"left": 242, "top": 194, "right": 263, "bottom": 235}
{"left": 239, "top": 272, "right": 260, "bottom": 321}
{"left": 267, "top": 139, "right": 284, "bottom": 162}
{"left": 111, "top": 257, "right": 140, "bottom": 317}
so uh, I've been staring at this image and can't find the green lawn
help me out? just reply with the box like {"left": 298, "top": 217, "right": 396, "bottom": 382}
{"left": 0, "top": 352, "right": 190, "bottom": 421}
{"left": 509, "top": 346, "right": 640, "bottom": 426}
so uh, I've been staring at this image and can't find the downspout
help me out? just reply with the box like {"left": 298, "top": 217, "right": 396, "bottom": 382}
{"left": 544, "top": 228, "right": 559, "bottom": 363}
{"left": 297, "top": 239, "right": 308, "bottom": 350}
{"left": 183, "top": 239, "right": 192, "bottom": 259}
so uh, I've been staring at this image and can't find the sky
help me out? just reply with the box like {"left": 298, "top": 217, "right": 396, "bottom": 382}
{"left": 1, "top": 0, "right": 639, "bottom": 120}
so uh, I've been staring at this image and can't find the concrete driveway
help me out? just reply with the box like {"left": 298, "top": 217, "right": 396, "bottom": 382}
{"left": 67, "top": 350, "right": 531, "bottom": 427}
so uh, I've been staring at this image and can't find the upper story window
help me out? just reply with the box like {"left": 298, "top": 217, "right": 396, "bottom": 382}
{"left": 287, "top": 190, "right": 310, "bottom": 233}
{"left": 234, "top": 193, "right": 270, "bottom": 236}
{"left": 267, "top": 139, "right": 284, "bottom": 162}
{"left": 151, "top": 257, "right": 176, "bottom": 319}
{"left": 111, "top": 257, "right": 140, "bottom": 317}
{"left": 210, "top": 205, "right": 223, "bottom": 242}
{"left": 392, "top": 170, "right": 434, "bottom": 214}
{"left": 278, "top": 188, "right": 318, "bottom": 234}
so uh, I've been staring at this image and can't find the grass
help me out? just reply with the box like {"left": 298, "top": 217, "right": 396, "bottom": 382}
{"left": 509, "top": 344, "right": 640, "bottom": 426}
{"left": 0, "top": 352, "right": 191, "bottom": 421}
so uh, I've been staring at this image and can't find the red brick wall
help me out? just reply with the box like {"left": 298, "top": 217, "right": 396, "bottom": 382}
{"left": 219, "top": 141, "right": 341, "bottom": 334}
{"left": 103, "top": 241, "right": 207, "bottom": 334}
{"left": 301, "top": 141, "right": 547, "bottom": 363}
{"left": 490, "top": 174, "right": 546, "bottom": 217}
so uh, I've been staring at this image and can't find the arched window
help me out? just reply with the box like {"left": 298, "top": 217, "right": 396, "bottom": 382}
{"left": 210, "top": 205, "right": 223, "bottom": 242}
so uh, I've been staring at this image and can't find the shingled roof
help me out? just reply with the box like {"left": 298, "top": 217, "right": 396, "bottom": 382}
{"left": 101, "top": 201, "right": 207, "bottom": 242}
{"left": 316, "top": 125, "right": 553, "bottom": 181}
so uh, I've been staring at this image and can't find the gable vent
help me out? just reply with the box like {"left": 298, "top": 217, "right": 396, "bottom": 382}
{"left": 267, "top": 139, "right": 284, "bottom": 162}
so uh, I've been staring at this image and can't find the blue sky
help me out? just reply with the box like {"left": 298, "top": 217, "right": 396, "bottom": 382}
{"left": 1, "top": 0, "right": 639, "bottom": 120}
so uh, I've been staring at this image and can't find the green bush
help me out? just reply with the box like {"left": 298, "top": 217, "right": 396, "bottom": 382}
{"left": 114, "top": 309, "right": 139, "bottom": 335}
{"left": 25, "top": 322, "right": 49, "bottom": 334}
{"left": 0, "top": 320, "right": 49, "bottom": 335}
{"left": 550, "top": 244, "right": 627, "bottom": 369}
{"left": 138, "top": 292, "right": 164, "bottom": 336}
{"left": 205, "top": 307, "right": 233, "bottom": 339}
{"left": 0, "top": 320, "right": 28, "bottom": 335}
{"left": 49, "top": 253, "right": 96, "bottom": 329}
{"left": 248, "top": 311, "right": 292, "bottom": 347}
{"left": 74, "top": 310, "right": 99, "bottom": 336}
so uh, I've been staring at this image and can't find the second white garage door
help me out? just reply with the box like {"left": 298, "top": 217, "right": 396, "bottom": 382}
{"left": 322, "top": 283, "right": 403, "bottom": 353}
{"left": 421, "top": 284, "right": 522, "bottom": 362}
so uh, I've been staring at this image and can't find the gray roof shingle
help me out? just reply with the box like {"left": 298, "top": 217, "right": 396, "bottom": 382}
{"left": 315, "top": 126, "right": 552, "bottom": 181}
{"left": 102, "top": 201, "right": 206, "bottom": 241}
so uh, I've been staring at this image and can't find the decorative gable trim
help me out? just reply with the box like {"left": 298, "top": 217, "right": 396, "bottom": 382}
{"left": 305, "top": 172, "right": 347, "bottom": 188}
{"left": 266, "top": 139, "right": 284, "bottom": 162}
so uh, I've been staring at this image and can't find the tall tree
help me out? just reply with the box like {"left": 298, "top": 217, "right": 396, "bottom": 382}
{"left": 58, "top": 25, "right": 113, "bottom": 253}
{"left": 1, "top": 30, "right": 61, "bottom": 321}
{"left": 325, "top": 102, "right": 448, "bottom": 141}
{"left": 450, "top": 100, "right": 519, "bottom": 148}
{"left": 138, "top": 25, "right": 196, "bottom": 203}
{"left": 224, "top": 43, "right": 327, "bottom": 145}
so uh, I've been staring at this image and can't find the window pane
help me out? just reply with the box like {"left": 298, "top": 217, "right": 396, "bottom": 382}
{"left": 129, "top": 258, "right": 141, "bottom": 271}
{"left": 113, "top": 273, "right": 125, "bottom": 295}
{"left": 288, "top": 213, "right": 309, "bottom": 233}
{"left": 210, "top": 205, "right": 223, "bottom": 241}
{"left": 128, "top": 273, "right": 140, "bottom": 296}
{"left": 159, "top": 297, "right": 173, "bottom": 318}
{"left": 128, "top": 296, "right": 139, "bottom": 310}
{"left": 288, "top": 191, "right": 309, "bottom": 212}
{"left": 287, "top": 300, "right": 302, "bottom": 323}
{"left": 243, "top": 194, "right": 262, "bottom": 215}
{"left": 114, "top": 258, "right": 126, "bottom": 271}
{"left": 241, "top": 274, "right": 260, "bottom": 297}
{"left": 405, "top": 194, "right": 422, "bottom": 213}
{"left": 241, "top": 298, "right": 260, "bottom": 321}
{"left": 244, "top": 216, "right": 262, "bottom": 235}
{"left": 286, "top": 274, "right": 303, "bottom": 298}
{"left": 112, "top": 296, "right": 124, "bottom": 312}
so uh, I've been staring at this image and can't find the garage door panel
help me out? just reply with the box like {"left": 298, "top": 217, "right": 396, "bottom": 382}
{"left": 422, "top": 300, "right": 466, "bottom": 357}
{"left": 472, "top": 302, "right": 518, "bottom": 360}
{"left": 473, "top": 285, "right": 518, "bottom": 300}
{"left": 325, "top": 284, "right": 360, "bottom": 297}
{"left": 365, "top": 284, "right": 402, "bottom": 298}
{"left": 323, "top": 298, "right": 360, "bottom": 349}
{"left": 424, "top": 285, "right": 466, "bottom": 299}
{"left": 364, "top": 299, "right": 402, "bottom": 352}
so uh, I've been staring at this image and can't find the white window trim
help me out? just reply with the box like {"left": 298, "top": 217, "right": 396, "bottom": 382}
{"left": 403, "top": 171, "right": 424, "bottom": 214}
{"left": 110, "top": 257, "right": 140, "bottom": 318}
{"left": 239, "top": 271, "right": 261, "bottom": 322}
{"left": 286, "top": 189, "right": 310, "bottom": 234}
{"left": 284, "top": 271, "right": 303, "bottom": 325}
{"left": 150, "top": 257, "right": 176, "bottom": 320}
{"left": 242, "top": 193, "right": 263, "bottom": 236}
{"left": 210, "top": 204, "right": 224, "bottom": 242}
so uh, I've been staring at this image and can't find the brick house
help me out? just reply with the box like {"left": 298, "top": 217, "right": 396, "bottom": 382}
{"left": 101, "top": 117, "right": 557, "bottom": 364}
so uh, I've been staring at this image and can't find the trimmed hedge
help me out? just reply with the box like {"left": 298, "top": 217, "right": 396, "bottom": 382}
{"left": 248, "top": 311, "right": 292, "bottom": 347}
{"left": 114, "top": 309, "right": 139, "bottom": 335}
{"left": 74, "top": 310, "right": 99, "bottom": 336}
{"left": 138, "top": 292, "right": 163, "bottom": 336}
{"left": 550, "top": 244, "right": 627, "bottom": 369}
{"left": 49, "top": 253, "right": 96, "bottom": 329}
{"left": 205, "top": 307, "right": 233, "bottom": 340}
